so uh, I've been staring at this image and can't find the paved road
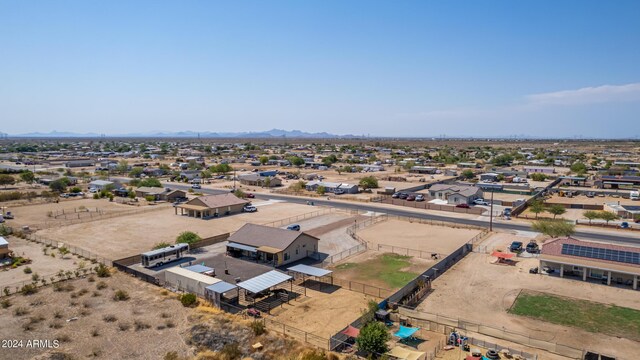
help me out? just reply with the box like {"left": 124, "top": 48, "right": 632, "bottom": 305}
{"left": 163, "top": 183, "right": 640, "bottom": 245}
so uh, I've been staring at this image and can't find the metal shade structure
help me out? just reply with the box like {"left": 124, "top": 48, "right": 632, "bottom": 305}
{"left": 227, "top": 242, "right": 258, "bottom": 253}
{"left": 237, "top": 270, "right": 292, "bottom": 294}
{"left": 287, "top": 264, "right": 333, "bottom": 278}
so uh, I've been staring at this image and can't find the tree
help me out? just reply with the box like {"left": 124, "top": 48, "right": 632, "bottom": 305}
{"left": 288, "top": 156, "right": 305, "bottom": 167}
{"left": 0, "top": 175, "right": 15, "bottom": 189}
{"left": 598, "top": 211, "right": 618, "bottom": 225}
{"left": 530, "top": 173, "right": 547, "bottom": 182}
{"left": 546, "top": 204, "right": 566, "bottom": 219}
{"left": 259, "top": 156, "right": 269, "bottom": 165}
{"left": 583, "top": 210, "right": 600, "bottom": 225}
{"left": 461, "top": 170, "right": 475, "bottom": 180}
{"left": 529, "top": 200, "right": 545, "bottom": 219}
{"left": 20, "top": 171, "right": 36, "bottom": 184}
{"left": 49, "top": 179, "right": 68, "bottom": 193}
{"left": 175, "top": 231, "right": 201, "bottom": 245}
{"left": 129, "top": 167, "right": 144, "bottom": 178}
{"left": 116, "top": 160, "right": 129, "bottom": 174}
{"left": 139, "top": 178, "right": 162, "bottom": 187}
{"left": 359, "top": 176, "right": 379, "bottom": 190}
{"left": 570, "top": 162, "right": 587, "bottom": 174}
{"left": 316, "top": 185, "right": 326, "bottom": 195}
{"left": 58, "top": 247, "right": 70, "bottom": 259}
{"left": 152, "top": 242, "right": 171, "bottom": 250}
{"left": 356, "top": 321, "right": 390, "bottom": 356}
{"left": 289, "top": 180, "right": 307, "bottom": 192}
{"left": 532, "top": 219, "right": 575, "bottom": 238}
{"left": 233, "top": 189, "right": 246, "bottom": 198}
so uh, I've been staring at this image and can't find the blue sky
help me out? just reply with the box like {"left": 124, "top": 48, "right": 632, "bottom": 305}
{"left": 1, "top": 1, "right": 639, "bottom": 138}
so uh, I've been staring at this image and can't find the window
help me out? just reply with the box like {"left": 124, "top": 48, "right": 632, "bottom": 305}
{"left": 295, "top": 249, "right": 299, "bottom": 255}
{"left": 284, "top": 253, "right": 290, "bottom": 261}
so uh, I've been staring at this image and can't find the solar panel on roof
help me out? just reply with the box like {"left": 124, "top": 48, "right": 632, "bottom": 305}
{"left": 561, "top": 244, "right": 640, "bottom": 265}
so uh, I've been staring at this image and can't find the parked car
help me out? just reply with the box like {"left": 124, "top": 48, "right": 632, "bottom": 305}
{"left": 246, "top": 193, "right": 255, "bottom": 198}
{"left": 243, "top": 205, "right": 257, "bottom": 213}
{"left": 334, "top": 189, "right": 346, "bottom": 195}
{"left": 89, "top": 187, "right": 98, "bottom": 193}
{"left": 415, "top": 194, "right": 425, "bottom": 202}
{"left": 398, "top": 193, "right": 409, "bottom": 199}
{"left": 392, "top": 192, "right": 400, "bottom": 198}
{"left": 586, "top": 192, "right": 595, "bottom": 198}
{"left": 455, "top": 203, "right": 470, "bottom": 208}
{"left": 406, "top": 195, "right": 415, "bottom": 201}
{"left": 287, "top": 224, "right": 301, "bottom": 231}
{"left": 473, "top": 199, "right": 489, "bottom": 206}
{"left": 525, "top": 241, "right": 539, "bottom": 253}
{"left": 191, "top": 184, "right": 201, "bottom": 189}
{"left": 510, "top": 241, "right": 523, "bottom": 252}
{"left": 2, "top": 212, "right": 13, "bottom": 219}
{"left": 503, "top": 208, "right": 512, "bottom": 217}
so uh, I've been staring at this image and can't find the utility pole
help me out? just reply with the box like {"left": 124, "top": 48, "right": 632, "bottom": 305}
{"left": 489, "top": 188, "right": 495, "bottom": 232}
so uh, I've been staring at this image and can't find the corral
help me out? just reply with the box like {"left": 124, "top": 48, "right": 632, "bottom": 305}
{"left": 412, "top": 232, "right": 640, "bottom": 359}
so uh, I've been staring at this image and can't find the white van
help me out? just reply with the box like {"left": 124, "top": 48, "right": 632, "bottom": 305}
{"left": 631, "top": 191, "right": 639, "bottom": 201}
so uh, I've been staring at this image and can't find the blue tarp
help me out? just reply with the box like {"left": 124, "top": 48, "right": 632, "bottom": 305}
{"left": 394, "top": 325, "right": 419, "bottom": 339}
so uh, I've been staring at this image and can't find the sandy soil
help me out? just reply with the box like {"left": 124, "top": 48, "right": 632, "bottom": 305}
{"left": 357, "top": 220, "right": 482, "bottom": 255}
{"left": 37, "top": 201, "right": 323, "bottom": 259}
{"left": 415, "top": 233, "right": 640, "bottom": 359}
{"left": 546, "top": 193, "right": 638, "bottom": 206}
{"left": 270, "top": 287, "right": 376, "bottom": 339}
{"left": 0, "top": 236, "right": 84, "bottom": 289}
{"left": 0, "top": 272, "right": 193, "bottom": 360}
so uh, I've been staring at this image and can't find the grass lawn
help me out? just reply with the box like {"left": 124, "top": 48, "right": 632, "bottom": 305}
{"left": 333, "top": 253, "right": 418, "bottom": 289}
{"left": 510, "top": 291, "right": 640, "bottom": 341}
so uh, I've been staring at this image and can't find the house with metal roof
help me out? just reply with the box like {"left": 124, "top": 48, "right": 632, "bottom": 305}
{"left": 175, "top": 193, "right": 249, "bottom": 219}
{"left": 226, "top": 224, "right": 319, "bottom": 266}
{"left": 135, "top": 186, "right": 186, "bottom": 201}
{"left": 428, "top": 184, "right": 483, "bottom": 205}
{"left": 0, "top": 236, "right": 10, "bottom": 259}
{"left": 238, "top": 174, "right": 282, "bottom": 187}
{"left": 540, "top": 237, "right": 639, "bottom": 290}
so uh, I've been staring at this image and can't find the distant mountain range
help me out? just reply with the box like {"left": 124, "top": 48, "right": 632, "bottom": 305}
{"left": 10, "top": 129, "right": 358, "bottom": 139}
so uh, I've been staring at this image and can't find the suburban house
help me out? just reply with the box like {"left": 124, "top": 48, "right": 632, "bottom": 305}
{"left": 479, "top": 173, "right": 500, "bottom": 182}
{"left": 135, "top": 187, "right": 186, "bottom": 201}
{"left": 540, "top": 237, "right": 639, "bottom": 290}
{"left": 226, "top": 224, "right": 320, "bottom": 267}
{"left": 238, "top": 174, "right": 282, "bottom": 187}
{"left": 179, "top": 170, "right": 202, "bottom": 181}
{"left": 558, "top": 176, "right": 588, "bottom": 187}
{"left": 175, "top": 193, "right": 249, "bottom": 219}
{"left": 524, "top": 166, "right": 555, "bottom": 175}
{"left": 428, "top": 184, "right": 484, "bottom": 205}
{"left": 305, "top": 181, "right": 359, "bottom": 194}
{"left": 143, "top": 167, "right": 165, "bottom": 177}
{"left": 0, "top": 237, "right": 10, "bottom": 259}
{"left": 89, "top": 180, "right": 114, "bottom": 191}
{"left": 604, "top": 203, "right": 640, "bottom": 220}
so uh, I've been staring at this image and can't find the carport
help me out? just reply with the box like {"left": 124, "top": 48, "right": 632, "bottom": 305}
{"left": 227, "top": 242, "right": 258, "bottom": 261}
{"left": 287, "top": 264, "right": 333, "bottom": 295}
{"left": 237, "top": 270, "right": 294, "bottom": 312}
{"left": 205, "top": 281, "right": 238, "bottom": 308}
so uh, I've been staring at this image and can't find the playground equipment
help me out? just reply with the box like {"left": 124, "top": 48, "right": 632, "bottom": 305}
{"left": 448, "top": 329, "right": 469, "bottom": 351}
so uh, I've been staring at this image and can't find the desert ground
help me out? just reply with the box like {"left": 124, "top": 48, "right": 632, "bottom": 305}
{"left": 0, "top": 271, "right": 193, "bottom": 360}
{"left": 0, "top": 236, "right": 87, "bottom": 290}
{"left": 414, "top": 232, "right": 640, "bottom": 359}
{"left": 36, "top": 201, "right": 331, "bottom": 259}
{"left": 357, "top": 219, "right": 482, "bottom": 255}
{"left": 270, "top": 286, "right": 376, "bottom": 339}
{"left": 545, "top": 193, "right": 639, "bottom": 206}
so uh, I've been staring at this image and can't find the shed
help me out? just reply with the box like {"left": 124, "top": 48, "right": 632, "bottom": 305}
{"left": 205, "top": 281, "right": 239, "bottom": 308}
{"left": 164, "top": 267, "right": 221, "bottom": 297}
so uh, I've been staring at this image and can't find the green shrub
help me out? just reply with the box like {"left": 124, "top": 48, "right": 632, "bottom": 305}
{"left": 95, "top": 264, "right": 110, "bottom": 278}
{"left": 23, "top": 266, "right": 32, "bottom": 274}
{"left": 21, "top": 284, "right": 38, "bottom": 295}
{"left": 250, "top": 320, "right": 266, "bottom": 336}
{"left": 113, "top": 290, "right": 130, "bottom": 301}
{"left": 179, "top": 293, "right": 197, "bottom": 307}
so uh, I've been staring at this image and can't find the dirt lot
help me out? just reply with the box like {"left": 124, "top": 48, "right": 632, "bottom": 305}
{"left": 270, "top": 286, "right": 376, "bottom": 339}
{"left": 415, "top": 232, "right": 640, "bottom": 359}
{"left": 0, "top": 236, "right": 85, "bottom": 290}
{"left": 0, "top": 271, "right": 193, "bottom": 360}
{"left": 546, "top": 193, "right": 638, "bottom": 206}
{"left": 8, "top": 198, "right": 145, "bottom": 229}
{"left": 37, "top": 201, "right": 323, "bottom": 260}
{"left": 357, "top": 219, "right": 482, "bottom": 255}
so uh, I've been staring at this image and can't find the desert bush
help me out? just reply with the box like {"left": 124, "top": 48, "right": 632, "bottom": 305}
{"left": 88, "top": 275, "right": 95, "bottom": 282}
{"left": 23, "top": 266, "right": 32, "bottom": 274}
{"left": 96, "top": 281, "right": 108, "bottom": 290}
{"left": 165, "top": 320, "right": 176, "bottom": 328}
{"left": 14, "top": 307, "right": 30, "bottom": 316}
{"left": 161, "top": 312, "right": 170, "bottom": 318}
{"left": 250, "top": 321, "right": 266, "bottom": 336}
{"left": 103, "top": 314, "right": 117, "bottom": 322}
{"left": 91, "top": 328, "right": 100, "bottom": 337}
{"left": 134, "top": 319, "right": 151, "bottom": 331}
{"left": 113, "top": 290, "right": 130, "bottom": 301}
{"left": 95, "top": 264, "right": 110, "bottom": 278}
{"left": 56, "top": 334, "right": 71, "bottom": 343}
{"left": 118, "top": 322, "right": 131, "bottom": 331}
{"left": 220, "top": 343, "right": 242, "bottom": 360}
{"left": 49, "top": 321, "right": 63, "bottom": 329}
{"left": 179, "top": 293, "right": 197, "bottom": 307}
{"left": 1, "top": 299, "right": 11, "bottom": 308}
